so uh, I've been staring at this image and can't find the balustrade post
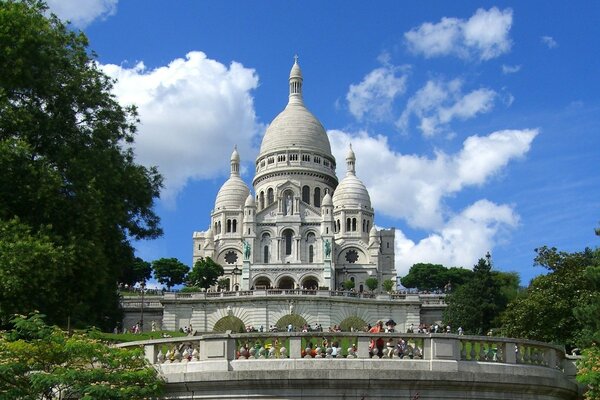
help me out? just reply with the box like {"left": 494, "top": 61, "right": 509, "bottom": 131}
{"left": 357, "top": 336, "right": 370, "bottom": 358}
{"left": 504, "top": 342, "right": 517, "bottom": 364}
{"left": 429, "top": 336, "right": 459, "bottom": 361}
{"left": 144, "top": 344, "right": 157, "bottom": 364}
{"left": 289, "top": 336, "right": 301, "bottom": 359}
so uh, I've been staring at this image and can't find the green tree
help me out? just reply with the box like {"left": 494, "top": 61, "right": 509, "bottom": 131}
{"left": 400, "top": 263, "right": 449, "bottom": 291}
{"left": 120, "top": 257, "right": 152, "bottom": 287}
{"left": 0, "top": 312, "right": 163, "bottom": 399}
{"left": 382, "top": 278, "right": 395, "bottom": 293}
{"left": 365, "top": 277, "right": 379, "bottom": 292}
{"left": 0, "top": 0, "right": 162, "bottom": 329}
{"left": 444, "top": 267, "right": 474, "bottom": 291}
{"left": 342, "top": 280, "right": 355, "bottom": 291}
{"left": 152, "top": 258, "right": 189, "bottom": 290}
{"left": 217, "top": 277, "right": 231, "bottom": 291}
{"left": 443, "top": 258, "right": 506, "bottom": 334}
{"left": 501, "top": 246, "right": 598, "bottom": 346}
{"left": 574, "top": 265, "right": 600, "bottom": 347}
{"left": 578, "top": 344, "right": 600, "bottom": 400}
{"left": 187, "top": 257, "right": 224, "bottom": 290}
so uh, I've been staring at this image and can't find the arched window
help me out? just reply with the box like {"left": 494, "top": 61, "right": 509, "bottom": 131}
{"left": 313, "top": 187, "right": 321, "bottom": 207}
{"left": 226, "top": 219, "right": 232, "bottom": 233}
{"left": 267, "top": 188, "right": 274, "bottom": 205}
{"left": 217, "top": 221, "right": 221, "bottom": 234}
{"left": 362, "top": 220, "right": 366, "bottom": 232}
{"left": 346, "top": 218, "right": 351, "bottom": 232}
{"left": 359, "top": 284, "right": 364, "bottom": 293}
{"left": 263, "top": 245, "right": 269, "bottom": 263}
{"left": 352, "top": 218, "right": 357, "bottom": 232}
{"left": 309, "top": 245, "right": 314, "bottom": 263}
{"left": 366, "top": 220, "right": 370, "bottom": 232}
{"left": 284, "top": 230, "right": 293, "bottom": 255}
{"left": 259, "top": 191, "right": 265, "bottom": 210}
{"left": 336, "top": 220, "right": 340, "bottom": 233}
{"left": 261, "top": 233, "right": 271, "bottom": 263}
{"left": 232, "top": 219, "right": 237, "bottom": 233}
{"left": 302, "top": 185, "right": 310, "bottom": 204}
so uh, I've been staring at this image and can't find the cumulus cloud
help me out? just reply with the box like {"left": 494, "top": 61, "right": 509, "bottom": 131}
{"left": 398, "top": 79, "right": 496, "bottom": 136}
{"left": 502, "top": 64, "right": 521, "bottom": 74}
{"left": 46, "top": 0, "right": 118, "bottom": 28}
{"left": 394, "top": 200, "right": 519, "bottom": 276}
{"left": 101, "top": 51, "right": 262, "bottom": 206}
{"left": 329, "top": 128, "right": 536, "bottom": 275}
{"left": 346, "top": 65, "right": 408, "bottom": 121}
{"left": 541, "top": 36, "right": 558, "bottom": 48}
{"left": 405, "top": 7, "right": 513, "bottom": 61}
{"left": 329, "top": 128, "right": 537, "bottom": 230}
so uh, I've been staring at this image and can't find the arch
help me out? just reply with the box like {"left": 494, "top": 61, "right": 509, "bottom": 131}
{"left": 283, "top": 229, "right": 293, "bottom": 255}
{"left": 213, "top": 315, "right": 245, "bottom": 333}
{"left": 362, "top": 220, "right": 366, "bottom": 232}
{"left": 217, "top": 221, "right": 221, "bottom": 234}
{"left": 284, "top": 189, "right": 294, "bottom": 215}
{"left": 346, "top": 218, "right": 351, "bottom": 232}
{"left": 302, "top": 185, "right": 310, "bottom": 204}
{"left": 267, "top": 188, "right": 274, "bottom": 205}
{"left": 263, "top": 245, "right": 269, "bottom": 263}
{"left": 275, "top": 314, "right": 307, "bottom": 332}
{"left": 259, "top": 191, "right": 265, "bottom": 210}
{"left": 226, "top": 219, "right": 232, "bottom": 233}
{"left": 339, "top": 316, "right": 368, "bottom": 332}
{"left": 232, "top": 219, "right": 237, "bottom": 233}
{"left": 253, "top": 276, "right": 272, "bottom": 289}
{"left": 313, "top": 187, "right": 321, "bottom": 207}
{"left": 277, "top": 276, "right": 295, "bottom": 289}
{"left": 336, "top": 220, "right": 340, "bottom": 233}
{"left": 308, "top": 245, "right": 314, "bottom": 263}
{"left": 301, "top": 276, "right": 319, "bottom": 290}
{"left": 352, "top": 218, "right": 357, "bottom": 231}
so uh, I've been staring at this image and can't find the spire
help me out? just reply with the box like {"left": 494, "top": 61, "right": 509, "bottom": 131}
{"left": 230, "top": 145, "right": 240, "bottom": 176}
{"left": 346, "top": 143, "right": 356, "bottom": 175}
{"left": 288, "top": 55, "right": 303, "bottom": 105}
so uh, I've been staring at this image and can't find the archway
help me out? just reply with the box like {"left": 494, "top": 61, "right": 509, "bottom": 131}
{"left": 276, "top": 314, "right": 307, "bottom": 332}
{"left": 253, "top": 276, "right": 272, "bottom": 289}
{"left": 213, "top": 315, "right": 245, "bottom": 333}
{"left": 278, "top": 276, "right": 295, "bottom": 289}
{"left": 301, "top": 276, "right": 319, "bottom": 290}
{"left": 339, "top": 316, "right": 368, "bottom": 332}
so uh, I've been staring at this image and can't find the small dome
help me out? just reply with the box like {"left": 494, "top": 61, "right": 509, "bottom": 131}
{"left": 244, "top": 193, "right": 255, "bottom": 207}
{"left": 290, "top": 57, "right": 302, "bottom": 79}
{"left": 322, "top": 192, "right": 333, "bottom": 206}
{"left": 231, "top": 147, "right": 240, "bottom": 162}
{"left": 215, "top": 176, "right": 250, "bottom": 210}
{"left": 332, "top": 174, "right": 371, "bottom": 209}
{"left": 369, "top": 226, "right": 378, "bottom": 236}
{"left": 206, "top": 227, "right": 214, "bottom": 240}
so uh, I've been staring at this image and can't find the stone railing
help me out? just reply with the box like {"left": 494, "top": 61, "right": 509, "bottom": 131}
{"left": 120, "top": 299, "right": 163, "bottom": 309}
{"left": 117, "top": 332, "right": 565, "bottom": 370}
{"left": 161, "top": 290, "right": 440, "bottom": 302}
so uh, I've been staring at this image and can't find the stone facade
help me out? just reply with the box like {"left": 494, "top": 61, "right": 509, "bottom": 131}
{"left": 192, "top": 58, "right": 395, "bottom": 293}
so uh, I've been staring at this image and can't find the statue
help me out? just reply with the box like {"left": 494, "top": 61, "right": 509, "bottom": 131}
{"left": 324, "top": 239, "right": 331, "bottom": 259}
{"left": 242, "top": 239, "right": 251, "bottom": 260}
{"left": 286, "top": 194, "right": 293, "bottom": 215}
{"left": 289, "top": 300, "right": 294, "bottom": 315}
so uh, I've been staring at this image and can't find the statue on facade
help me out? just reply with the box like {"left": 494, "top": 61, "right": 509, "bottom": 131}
{"left": 242, "top": 239, "right": 251, "bottom": 260}
{"left": 324, "top": 239, "right": 331, "bottom": 259}
{"left": 286, "top": 194, "right": 293, "bottom": 215}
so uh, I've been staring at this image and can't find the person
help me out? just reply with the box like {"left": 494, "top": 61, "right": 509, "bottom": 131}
{"left": 242, "top": 239, "right": 251, "bottom": 260}
{"left": 369, "top": 320, "right": 385, "bottom": 358}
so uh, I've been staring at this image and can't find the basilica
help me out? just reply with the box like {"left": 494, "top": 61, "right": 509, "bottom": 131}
{"left": 192, "top": 59, "right": 396, "bottom": 292}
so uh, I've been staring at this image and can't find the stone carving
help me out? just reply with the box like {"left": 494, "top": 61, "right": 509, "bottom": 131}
{"left": 286, "top": 194, "right": 293, "bottom": 215}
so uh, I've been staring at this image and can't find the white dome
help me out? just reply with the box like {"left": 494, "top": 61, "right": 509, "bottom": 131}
{"left": 322, "top": 192, "right": 333, "bottom": 206}
{"left": 215, "top": 176, "right": 250, "bottom": 210}
{"left": 332, "top": 174, "right": 371, "bottom": 209}
{"left": 244, "top": 193, "right": 255, "bottom": 207}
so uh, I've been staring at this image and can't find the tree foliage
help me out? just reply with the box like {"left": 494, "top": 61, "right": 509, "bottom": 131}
{"left": 0, "top": 313, "right": 163, "bottom": 399}
{"left": 443, "top": 258, "right": 507, "bottom": 334}
{"left": 152, "top": 258, "right": 189, "bottom": 290}
{"left": 186, "top": 257, "right": 224, "bottom": 290}
{"left": 501, "top": 246, "right": 598, "bottom": 347}
{"left": 382, "top": 278, "right": 395, "bottom": 293}
{"left": 365, "top": 277, "right": 379, "bottom": 292}
{"left": 0, "top": 0, "right": 162, "bottom": 329}
{"left": 342, "top": 279, "right": 355, "bottom": 291}
{"left": 578, "top": 344, "right": 600, "bottom": 400}
{"left": 401, "top": 263, "right": 449, "bottom": 291}
{"left": 120, "top": 257, "right": 152, "bottom": 287}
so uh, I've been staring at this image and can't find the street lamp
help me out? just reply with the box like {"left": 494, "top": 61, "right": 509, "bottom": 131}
{"left": 140, "top": 281, "right": 146, "bottom": 332}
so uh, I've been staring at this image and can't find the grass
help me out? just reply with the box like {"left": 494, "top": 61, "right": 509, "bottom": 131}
{"left": 88, "top": 330, "right": 188, "bottom": 344}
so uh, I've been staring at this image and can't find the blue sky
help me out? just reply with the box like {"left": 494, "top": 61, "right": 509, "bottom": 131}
{"left": 47, "top": 0, "right": 600, "bottom": 285}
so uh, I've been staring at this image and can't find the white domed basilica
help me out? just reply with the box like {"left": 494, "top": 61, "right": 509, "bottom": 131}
{"left": 193, "top": 58, "right": 396, "bottom": 292}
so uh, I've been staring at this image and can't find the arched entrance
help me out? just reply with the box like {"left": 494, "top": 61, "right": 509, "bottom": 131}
{"left": 276, "top": 314, "right": 307, "bottom": 332}
{"left": 253, "top": 276, "right": 272, "bottom": 289}
{"left": 213, "top": 315, "right": 245, "bottom": 333}
{"left": 278, "top": 276, "right": 295, "bottom": 289}
{"left": 301, "top": 276, "right": 319, "bottom": 290}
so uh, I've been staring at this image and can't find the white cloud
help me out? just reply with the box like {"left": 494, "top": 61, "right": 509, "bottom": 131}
{"left": 46, "top": 0, "right": 118, "bottom": 28}
{"left": 398, "top": 79, "right": 496, "bottom": 137}
{"left": 502, "top": 64, "right": 521, "bottom": 74}
{"left": 541, "top": 36, "right": 558, "bottom": 49}
{"left": 346, "top": 65, "right": 407, "bottom": 121}
{"left": 405, "top": 7, "right": 513, "bottom": 61}
{"left": 394, "top": 200, "right": 519, "bottom": 276}
{"left": 102, "top": 51, "right": 262, "bottom": 206}
{"left": 328, "top": 128, "right": 537, "bottom": 276}
{"left": 329, "top": 128, "right": 537, "bottom": 230}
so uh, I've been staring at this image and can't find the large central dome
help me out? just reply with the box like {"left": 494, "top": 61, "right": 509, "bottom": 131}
{"left": 257, "top": 58, "right": 333, "bottom": 159}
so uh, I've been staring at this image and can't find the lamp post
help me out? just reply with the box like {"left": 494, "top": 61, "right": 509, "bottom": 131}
{"left": 140, "top": 281, "right": 146, "bottom": 332}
